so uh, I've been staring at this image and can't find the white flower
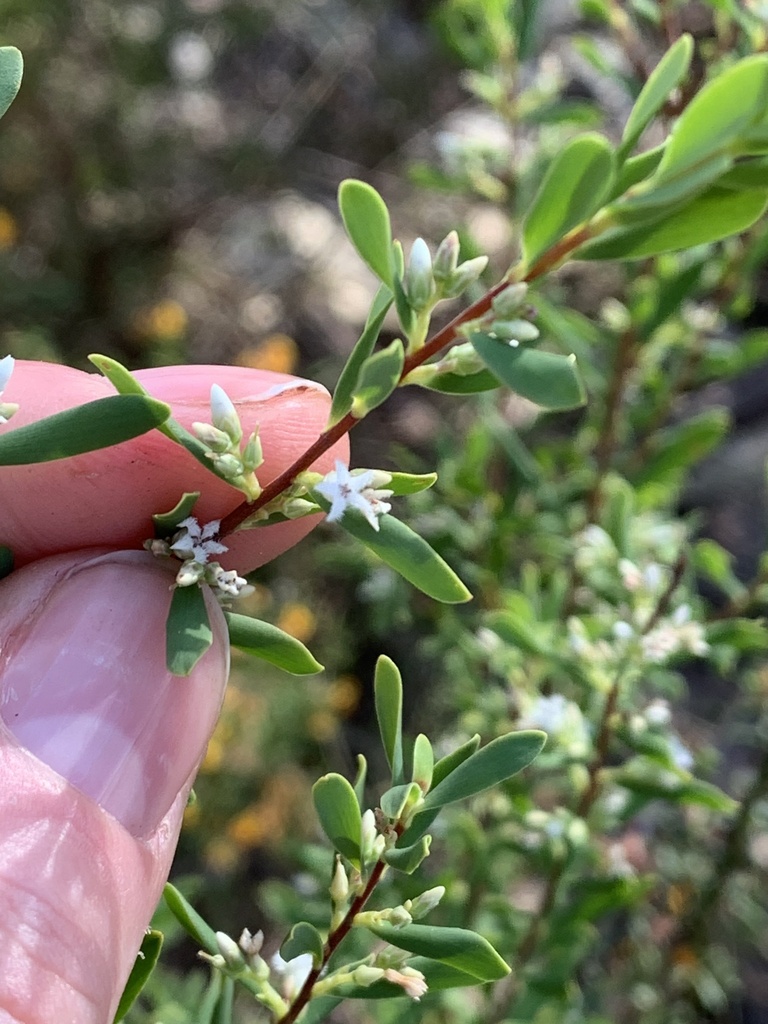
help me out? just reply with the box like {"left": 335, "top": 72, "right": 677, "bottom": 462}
{"left": 170, "top": 517, "right": 228, "bottom": 564}
{"left": 270, "top": 952, "right": 313, "bottom": 999}
{"left": 208, "top": 565, "right": 254, "bottom": 601}
{"left": 315, "top": 461, "right": 393, "bottom": 532}
{"left": 644, "top": 699, "right": 671, "bottom": 728}
{"left": 619, "top": 559, "right": 643, "bottom": 591}
{"left": 640, "top": 625, "right": 680, "bottom": 664}
{"left": 668, "top": 734, "right": 694, "bottom": 772}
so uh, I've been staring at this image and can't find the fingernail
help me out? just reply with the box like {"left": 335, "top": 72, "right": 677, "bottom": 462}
{"left": 0, "top": 551, "right": 229, "bottom": 837}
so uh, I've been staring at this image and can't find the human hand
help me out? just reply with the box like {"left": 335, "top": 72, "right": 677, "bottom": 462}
{"left": 0, "top": 361, "right": 347, "bottom": 1024}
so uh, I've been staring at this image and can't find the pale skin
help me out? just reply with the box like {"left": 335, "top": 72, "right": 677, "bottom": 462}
{"left": 0, "top": 361, "right": 348, "bottom": 1024}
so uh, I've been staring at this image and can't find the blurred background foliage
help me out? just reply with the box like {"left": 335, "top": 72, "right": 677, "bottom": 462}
{"left": 6, "top": 0, "right": 768, "bottom": 1022}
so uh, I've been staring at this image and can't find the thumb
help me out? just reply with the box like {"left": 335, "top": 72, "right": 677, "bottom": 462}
{"left": 0, "top": 549, "right": 228, "bottom": 1024}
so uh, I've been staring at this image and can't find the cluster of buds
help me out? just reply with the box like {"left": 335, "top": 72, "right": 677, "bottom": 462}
{"left": 403, "top": 231, "right": 489, "bottom": 312}
{"left": 145, "top": 516, "right": 254, "bottom": 603}
{"left": 192, "top": 383, "right": 262, "bottom": 500}
{"left": 0, "top": 355, "right": 18, "bottom": 424}
{"left": 486, "top": 281, "right": 539, "bottom": 348}
{"left": 200, "top": 929, "right": 292, "bottom": 1018}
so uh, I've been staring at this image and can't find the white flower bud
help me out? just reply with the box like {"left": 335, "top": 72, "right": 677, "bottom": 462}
{"left": 490, "top": 319, "right": 540, "bottom": 343}
{"left": 433, "top": 230, "right": 460, "bottom": 283}
{"left": 215, "top": 931, "right": 245, "bottom": 970}
{"left": 491, "top": 283, "right": 528, "bottom": 317}
{"left": 352, "top": 965, "right": 385, "bottom": 987}
{"left": 442, "top": 256, "right": 488, "bottom": 298}
{"left": 192, "top": 421, "right": 232, "bottom": 452}
{"left": 330, "top": 857, "right": 349, "bottom": 904}
{"left": 404, "top": 237, "right": 435, "bottom": 310}
{"left": 409, "top": 885, "right": 445, "bottom": 919}
{"left": 210, "top": 383, "right": 242, "bottom": 443}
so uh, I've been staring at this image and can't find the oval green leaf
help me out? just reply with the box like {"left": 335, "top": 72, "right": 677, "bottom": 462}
{"left": 618, "top": 34, "right": 693, "bottom": 161}
{"left": 387, "top": 471, "right": 437, "bottom": 496}
{"left": 329, "top": 285, "right": 392, "bottom": 426}
{"left": 338, "top": 511, "right": 472, "bottom": 604}
{"left": 412, "top": 733, "right": 434, "bottom": 791}
{"left": 350, "top": 338, "right": 405, "bottom": 418}
{"left": 114, "top": 929, "right": 164, "bottom": 1022}
{"left": 522, "top": 132, "right": 615, "bottom": 264}
{"left": 577, "top": 186, "right": 768, "bottom": 260}
{"left": 153, "top": 492, "right": 201, "bottom": 535}
{"left": 225, "top": 612, "right": 323, "bottom": 675}
{"left": 366, "top": 923, "right": 510, "bottom": 982}
{"left": 166, "top": 584, "right": 213, "bottom": 677}
{"left": 655, "top": 54, "right": 768, "bottom": 181}
{"left": 423, "top": 730, "right": 546, "bottom": 810}
{"left": 470, "top": 332, "right": 586, "bottom": 410}
{"left": 375, "top": 655, "right": 404, "bottom": 783}
{"left": 0, "top": 394, "right": 171, "bottom": 465}
{"left": 313, "top": 773, "right": 363, "bottom": 865}
{"left": 420, "top": 368, "right": 501, "bottom": 394}
{"left": 338, "top": 180, "right": 393, "bottom": 286}
{"left": 281, "top": 921, "right": 325, "bottom": 965}
{"left": 163, "top": 883, "right": 218, "bottom": 954}
{"left": 0, "top": 47, "right": 22, "bottom": 122}
{"left": 380, "top": 782, "right": 420, "bottom": 820}
{"left": 382, "top": 835, "right": 432, "bottom": 874}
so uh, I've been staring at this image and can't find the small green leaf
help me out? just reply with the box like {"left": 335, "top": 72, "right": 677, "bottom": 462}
{"left": 634, "top": 408, "right": 730, "bottom": 488}
{"left": 166, "top": 585, "right": 213, "bottom": 677}
{"left": 313, "top": 773, "right": 363, "bottom": 864}
{"left": 338, "top": 180, "right": 393, "bottom": 286}
{"left": 522, "top": 132, "right": 615, "bottom": 264}
{"left": 382, "top": 835, "right": 432, "bottom": 873}
{"left": 0, "top": 47, "right": 22, "bottom": 121}
{"left": 375, "top": 655, "right": 404, "bottom": 784}
{"left": 655, "top": 54, "right": 768, "bottom": 182}
{"left": 423, "top": 730, "right": 545, "bottom": 810}
{"left": 213, "top": 978, "right": 234, "bottom": 1024}
{"left": 431, "top": 735, "right": 481, "bottom": 788}
{"left": 412, "top": 733, "right": 434, "bottom": 792}
{"left": 366, "top": 923, "right": 510, "bottom": 981}
{"left": 0, "top": 395, "right": 171, "bottom": 465}
{"left": 387, "top": 472, "right": 437, "bottom": 495}
{"left": 470, "top": 332, "right": 586, "bottom": 410}
{"left": 163, "top": 883, "right": 218, "bottom": 954}
{"left": 380, "top": 782, "right": 421, "bottom": 819}
{"left": 225, "top": 612, "right": 323, "bottom": 675}
{"left": 618, "top": 34, "right": 693, "bottom": 161}
{"left": 113, "top": 929, "right": 164, "bottom": 1022}
{"left": 0, "top": 546, "right": 13, "bottom": 580}
{"left": 350, "top": 339, "right": 405, "bottom": 418}
{"left": 609, "top": 143, "right": 665, "bottom": 200}
{"left": 613, "top": 153, "right": 733, "bottom": 224}
{"left": 419, "top": 368, "right": 501, "bottom": 394}
{"left": 329, "top": 286, "right": 393, "bottom": 426}
{"left": 339, "top": 511, "right": 472, "bottom": 603}
{"left": 353, "top": 753, "right": 368, "bottom": 807}
{"left": 281, "top": 922, "right": 325, "bottom": 965}
{"left": 577, "top": 187, "right": 768, "bottom": 260}
{"left": 153, "top": 492, "right": 201, "bottom": 535}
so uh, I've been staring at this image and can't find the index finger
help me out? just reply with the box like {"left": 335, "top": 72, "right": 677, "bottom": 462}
{"left": 0, "top": 361, "right": 348, "bottom": 569}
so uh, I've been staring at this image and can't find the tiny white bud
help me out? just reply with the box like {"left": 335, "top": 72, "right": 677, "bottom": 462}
{"left": 210, "top": 452, "right": 244, "bottom": 479}
{"left": 242, "top": 431, "right": 263, "bottom": 473}
{"left": 192, "top": 421, "right": 232, "bottom": 452}
{"left": 352, "top": 965, "right": 385, "bottom": 987}
{"left": 404, "top": 237, "right": 435, "bottom": 310}
{"left": 239, "top": 928, "right": 264, "bottom": 958}
{"left": 491, "top": 283, "right": 528, "bottom": 317}
{"left": 215, "top": 931, "right": 245, "bottom": 970}
{"left": 176, "top": 562, "right": 206, "bottom": 587}
{"left": 409, "top": 885, "right": 445, "bottom": 919}
{"left": 386, "top": 905, "right": 413, "bottom": 928}
{"left": 210, "top": 383, "right": 242, "bottom": 443}
{"left": 433, "top": 230, "right": 460, "bottom": 283}
{"left": 330, "top": 857, "right": 349, "bottom": 904}
{"left": 443, "top": 256, "right": 488, "bottom": 298}
{"left": 490, "top": 319, "right": 540, "bottom": 343}
{"left": 0, "top": 354, "right": 14, "bottom": 393}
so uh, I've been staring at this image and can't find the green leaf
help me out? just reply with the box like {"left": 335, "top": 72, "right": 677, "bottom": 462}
{"left": 613, "top": 153, "right": 734, "bottom": 224}
{"left": 213, "top": 978, "right": 234, "bottom": 1024}
{"left": 522, "top": 132, "right": 615, "bottom": 264}
{"left": 375, "top": 655, "right": 404, "bottom": 784}
{"left": 470, "top": 332, "right": 586, "bottom": 410}
{"left": 420, "top": 368, "right": 501, "bottom": 394}
{"left": 338, "top": 180, "right": 393, "bottom": 286}
{"left": 618, "top": 34, "right": 693, "bottom": 161}
{"left": 382, "top": 835, "right": 432, "bottom": 873}
{"left": 329, "top": 286, "right": 393, "bottom": 426}
{"left": 350, "top": 339, "right": 405, "bottom": 417}
{"left": 166, "top": 585, "right": 213, "bottom": 677}
{"left": 609, "top": 143, "right": 665, "bottom": 200}
{"left": 0, "top": 47, "right": 22, "bottom": 121}
{"left": 281, "top": 921, "right": 325, "bottom": 965}
{"left": 152, "top": 492, "right": 201, "bottom": 535}
{"left": 0, "top": 394, "right": 171, "bottom": 465}
{"left": 485, "top": 608, "right": 549, "bottom": 657}
{"left": 163, "top": 883, "right": 218, "bottom": 953}
{"left": 693, "top": 539, "right": 746, "bottom": 602}
{"left": 412, "top": 733, "right": 434, "bottom": 791}
{"left": 423, "top": 730, "right": 545, "bottom": 811}
{"left": 338, "top": 511, "right": 471, "bottom": 603}
{"left": 391, "top": 241, "right": 415, "bottom": 338}
{"left": 312, "top": 773, "right": 363, "bottom": 864}
{"left": 431, "top": 735, "right": 481, "bottom": 788}
{"left": 353, "top": 753, "right": 367, "bottom": 807}
{"left": 225, "top": 612, "right": 323, "bottom": 675}
{"left": 577, "top": 186, "right": 768, "bottom": 260}
{"left": 387, "top": 471, "right": 437, "bottom": 495}
{"left": 380, "top": 782, "right": 421, "bottom": 819}
{"left": 655, "top": 54, "right": 768, "bottom": 181}
{"left": 634, "top": 408, "right": 730, "bottom": 488}
{"left": 113, "top": 929, "right": 163, "bottom": 1022}
{"left": 613, "top": 758, "right": 737, "bottom": 813}
{"left": 366, "top": 923, "right": 510, "bottom": 981}
{"left": 0, "top": 545, "right": 13, "bottom": 581}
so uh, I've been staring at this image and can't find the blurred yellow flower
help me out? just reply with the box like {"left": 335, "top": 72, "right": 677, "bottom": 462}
{"left": 277, "top": 602, "right": 317, "bottom": 643}
{"left": 204, "top": 837, "right": 240, "bottom": 873}
{"left": 140, "top": 300, "right": 188, "bottom": 340}
{"left": 201, "top": 735, "right": 225, "bottom": 773}
{"left": 328, "top": 674, "right": 361, "bottom": 717}
{"left": 236, "top": 334, "right": 299, "bottom": 375}
{"left": 0, "top": 208, "right": 18, "bottom": 250}
{"left": 307, "top": 709, "right": 338, "bottom": 743}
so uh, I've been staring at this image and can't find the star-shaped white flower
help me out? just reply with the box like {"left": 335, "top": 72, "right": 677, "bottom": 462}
{"left": 315, "top": 461, "right": 393, "bottom": 532}
{"left": 170, "top": 516, "right": 229, "bottom": 563}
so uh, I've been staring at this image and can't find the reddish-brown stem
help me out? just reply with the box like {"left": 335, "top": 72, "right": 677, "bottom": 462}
{"left": 218, "top": 219, "right": 600, "bottom": 540}
{"left": 279, "top": 825, "right": 403, "bottom": 1024}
